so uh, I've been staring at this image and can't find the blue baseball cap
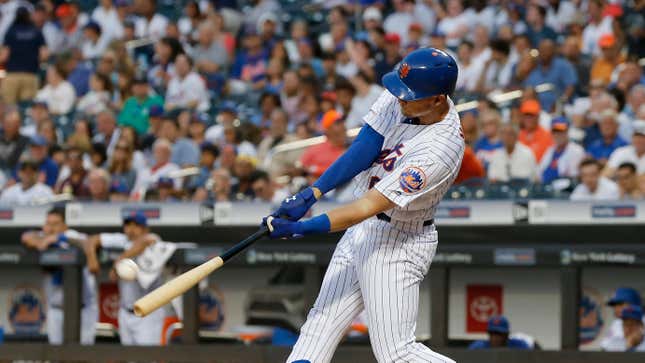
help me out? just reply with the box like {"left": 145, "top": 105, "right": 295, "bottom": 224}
{"left": 487, "top": 315, "right": 510, "bottom": 334}
{"left": 219, "top": 101, "right": 238, "bottom": 114}
{"left": 551, "top": 116, "right": 570, "bottom": 132}
{"left": 149, "top": 104, "right": 164, "bottom": 118}
{"left": 620, "top": 305, "right": 643, "bottom": 321}
{"left": 30, "top": 134, "right": 48, "bottom": 146}
{"left": 608, "top": 288, "right": 642, "bottom": 306}
{"left": 123, "top": 211, "right": 147, "bottom": 226}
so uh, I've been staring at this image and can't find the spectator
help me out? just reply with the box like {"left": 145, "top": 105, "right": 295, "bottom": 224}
{"left": 280, "top": 70, "right": 305, "bottom": 125}
{"left": 0, "top": 109, "right": 29, "bottom": 172}
{"left": 230, "top": 32, "right": 267, "bottom": 92}
{"left": 77, "top": 72, "right": 112, "bottom": 116}
{"left": 300, "top": 110, "right": 347, "bottom": 180}
{"left": 623, "top": 85, "right": 645, "bottom": 121}
{"left": 561, "top": 36, "right": 592, "bottom": 97}
{"left": 62, "top": 50, "right": 93, "bottom": 97}
{"left": 591, "top": 34, "right": 625, "bottom": 85}
{"left": 231, "top": 155, "right": 257, "bottom": 200}
{"left": 373, "top": 33, "right": 401, "bottom": 85}
{"left": 455, "top": 146, "right": 485, "bottom": 184}
{"left": 476, "top": 39, "right": 513, "bottom": 93}
{"left": 151, "top": 177, "right": 177, "bottom": 202}
{"left": 159, "top": 117, "right": 199, "bottom": 167}
{"left": 0, "top": 158, "right": 53, "bottom": 206}
{"left": 601, "top": 288, "right": 644, "bottom": 351}
{"left": 518, "top": 99, "right": 554, "bottom": 162}
{"left": 587, "top": 110, "right": 628, "bottom": 165}
{"left": 193, "top": 167, "right": 232, "bottom": 203}
{"left": 0, "top": 6, "right": 47, "bottom": 104}
{"left": 570, "top": 158, "right": 619, "bottom": 200}
{"left": 90, "top": 143, "right": 108, "bottom": 169}
{"left": 148, "top": 37, "right": 183, "bottom": 92}
{"left": 118, "top": 75, "right": 164, "bottom": 135}
{"left": 27, "top": 134, "right": 58, "bottom": 187}
{"left": 131, "top": 138, "right": 179, "bottom": 199}
{"left": 383, "top": 0, "right": 416, "bottom": 45}
{"left": 539, "top": 117, "right": 585, "bottom": 184}
{"left": 346, "top": 71, "right": 383, "bottom": 129}
{"left": 258, "top": 108, "right": 297, "bottom": 166}
{"left": 55, "top": 2, "right": 85, "bottom": 54}
{"left": 119, "top": 126, "right": 147, "bottom": 171}
{"left": 619, "top": 306, "right": 645, "bottom": 352}
{"left": 188, "top": 142, "right": 219, "bottom": 190}
{"left": 616, "top": 163, "right": 643, "bottom": 200}
{"left": 165, "top": 54, "right": 210, "bottom": 112}
{"left": 108, "top": 140, "right": 138, "bottom": 193}
{"left": 525, "top": 4, "right": 557, "bottom": 47}
{"left": 178, "top": 1, "right": 202, "bottom": 42}
{"left": 134, "top": 0, "right": 168, "bottom": 40}
{"left": 250, "top": 169, "right": 288, "bottom": 204}
{"left": 93, "top": 110, "right": 121, "bottom": 157}
{"left": 545, "top": 0, "right": 577, "bottom": 33}
{"left": 581, "top": 0, "right": 614, "bottom": 56}
{"left": 91, "top": 0, "right": 124, "bottom": 41}
{"left": 456, "top": 41, "right": 480, "bottom": 93}
{"left": 525, "top": 39, "right": 577, "bottom": 112}
{"left": 55, "top": 147, "right": 89, "bottom": 198}
{"left": 435, "top": 0, "right": 470, "bottom": 49}
{"left": 35, "top": 64, "right": 76, "bottom": 115}
{"left": 468, "top": 316, "right": 531, "bottom": 349}
{"left": 605, "top": 121, "right": 645, "bottom": 177}
{"left": 488, "top": 123, "right": 538, "bottom": 183}
{"left": 190, "top": 21, "right": 229, "bottom": 74}
{"left": 81, "top": 21, "right": 109, "bottom": 60}
{"left": 223, "top": 125, "right": 257, "bottom": 158}
{"left": 474, "top": 110, "right": 503, "bottom": 169}
{"left": 21, "top": 101, "right": 51, "bottom": 138}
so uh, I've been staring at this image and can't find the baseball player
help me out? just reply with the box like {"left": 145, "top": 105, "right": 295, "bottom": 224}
{"left": 264, "top": 48, "right": 463, "bottom": 363}
{"left": 21, "top": 207, "right": 98, "bottom": 345}
{"left": 85, "top": 211, "right": 165, "bottom": 345}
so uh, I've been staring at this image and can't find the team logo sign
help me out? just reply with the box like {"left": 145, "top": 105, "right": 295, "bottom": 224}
{"left": 200, "top": 286, "right": 225, "bottom": 331}
{"left": 399, "top": 167, "right": 426, "bottom": 194}
{"left": 8, "top": 287, "right": 45, "bottom": 335}
{"left": 399, "top": 63, "right": 410, "bottom": 78}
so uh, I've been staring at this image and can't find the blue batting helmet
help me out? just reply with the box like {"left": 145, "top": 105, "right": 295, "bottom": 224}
{"left": 382, "top": 47, "right": 458, "bottom": 101}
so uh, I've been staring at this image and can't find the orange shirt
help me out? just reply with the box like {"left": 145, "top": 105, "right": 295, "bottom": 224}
{"left": 519, "top": 126, "right": 554, "bottom": 162}
{"left": 300, "top": 141, "right": 346, "bottom": 177}
{"left": 590, "top": 55, "right": 625, "bottom": 84}
{"left": 455, "top": 146, "right": 484, "bottom": 184}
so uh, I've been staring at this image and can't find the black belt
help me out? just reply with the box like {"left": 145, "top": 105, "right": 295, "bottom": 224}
{"left": 126, "top": 308, "right": 135, "bottom": 314}
{"left": 376, "top": 213, "right": 434, "bottom": 226}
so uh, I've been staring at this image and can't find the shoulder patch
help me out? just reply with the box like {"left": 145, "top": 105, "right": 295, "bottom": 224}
{"left": 399, "top": 166, "right": 427, "bottom": 194}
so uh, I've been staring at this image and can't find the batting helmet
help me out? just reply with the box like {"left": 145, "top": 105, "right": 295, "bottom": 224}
{"left": 382, "top": 47, "right": 458, "bottom": 101}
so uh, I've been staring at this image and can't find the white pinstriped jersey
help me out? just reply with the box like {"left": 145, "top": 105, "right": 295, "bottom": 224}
{"left": 351, "top": 91, "right": 465, "bottom": 225}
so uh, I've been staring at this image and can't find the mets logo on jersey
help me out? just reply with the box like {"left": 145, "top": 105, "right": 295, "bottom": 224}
{"left": 399, "top": 167, "right": 426, "bottom": 194}
{"left": 399, "top": 63, "right": 410, "bottom": 78}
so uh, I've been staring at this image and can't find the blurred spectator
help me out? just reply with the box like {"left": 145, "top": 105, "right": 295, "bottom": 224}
{"left": 187, "top": 142, "right": 219, "bottom": 190}
{"left": 35, "top": 64, "right": 76, "bottom": 115}
{"left": 230, "top": 32, "right": 267, "bottom": 93}
{"left": 244, "top": 0, "right": 279, "bottom": 35}
{"left": 159, "top": 117, "right": 199, "bottom": 167}
{"left": 86, "top": 168, "right": 110, "bottom": 202}
{"left": 118, "top": 75, "right": 164, "bottom": 135}
{"left": 151, "top": 177, "right": 177, "bottom": 202}
{"left": 346, "top": 72, "right": 382, "bottom": 129}
{"left": 605, "top": 121, "right": 645, "bottom": 177}
{"left": 476, "top": 39, "right": 513, "bottom": 93}
{"left": 132, "top": 138, "right": 179, "bottom": 199}
{"left": 591, "top": 34, "right": 625, "bottom": 85}
{"left": 231, "top": 154, "right": 257, "bottom": 200}
{"left": 383, "top": 0, "right": 417, "bottom": 45}
{"left": 148, "top": 37, "right": 183, "bottom": 92}
{"left": 280, "top": 70, "right": 306, "bottom": 125}
{"left": 119, "top": 126, "right": 147, "bottom": 171}
{"left": 54, "top": 2, "right": 86, "bottom": 54}
{"left": 601, "top": 288, "right": 644, "bottom": 351}
{"left": 570, "top": 158, "right": 619, "bottom": 200}
{"left": 539, "top": 117, "right": 585, "bottom": 184}
{"left": 81, "top": 21, "right": 109, "bottom": 60}
{"left": 178, "top": 1, "right": 202, "bottom": 42}
{"left": 561, "top": 36, "right": 591, "bottom": 97}
{"left": 374, "top": 33, "right": 401, "bottom": 85}
{"left": 468, "top": 316, "right": 531, "bottom": 349}
{"left": 460, "top": 109, "right": 479, "bottom": 146}
{"left": 456, "top": 41, "right": 479, "bottom": 93}
{"left": 0, "top": 109, "right": 29, "bottom": 172}
{"left": 525, "top": 39, "right": 576, "bottom": 112}
{"left": 474, "top": 110, "right": 503, "bottom": 169}
{"left": 190, "top": 21, "right": 229, "bottom": 74}
{"left": 21, "top": 101, "right": 50, "bottom": 138}
{"left": 581, "top": 0, "right": 614, "bottom": 56}
{"left": 90, "top": 143, "right": 108, "bottom": 169}
{"left": 27, "top": 134, "right": 58, "bottom": 187}
{"left": 55, "top": 147, "right": 89, "bottom": 198}
{"left": 62, "top": 50, "right": 93, "bottom": 97}
{"left": 0, "top": 158, "right": 53, "bottom": 206}
{"left": 91, "top": 0, "right": 124, "bottom": 41}
{"left": 0, "top": 6, "right": 47, "bottom": 104}
{"left": 300, "top": 110, "right": 347, "bottom": 180}
{"left": 335, "top": 79, "right": 355, "bottom": 117}
{"left": 525, "top": 4, "right": 557, "bottom": 47}
{"left": 488, "top": 123, "right": 538, "bottom": 183}
{"left": 619, "top": 306, "right": 645, "bottom": 351}
{"left": 193, "top": 168, "right": 232, "bottom": 202}
{"left": 455, "top": 146, "right": 485, "bottom": 184}
{"left": 258, "top": 108, "right": 298, "bottom": 174}
{"left": 77, "top": 73, "right": 112, "bottom": 116}
{"left": 249, "top": 169, "right": 288, "bottom": 204}
{"left": 435, "top": 0, "right": 470, "bottom": 49}
{"left": 545, "top": 0, "right": 577, "bottom": 33}
{"left": 134, "top": 0, "right": 168, "bottom": 40}
{"left": 616, "top": 163, "right": 643, "bottom": 200}
{"left": 587, "top": 110, "right": 628, "bottom": 165}
{"left": 108, "top": 140, "right": 138, "bottom": 193}
{"left": 205, "top": 102, "right": 238, "bottom": 146}
{"left": 624, "top": 85, "right": 645, "bottom": 121}
{"left": 518, "top": 99, "right": 554, "bottom": 162}
{"left": 165, "top": 54, "right": 210, "bottom": 112}
{"left": 93, "top": 110, "right": 120, "bottom": 156}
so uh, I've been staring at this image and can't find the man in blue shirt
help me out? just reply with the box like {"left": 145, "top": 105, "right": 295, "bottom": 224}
{"left": 525, "top": 39, "right": 577, "bottom": 112}
{"left": 26, "top": 135, "right": 58, "bottom": 187}
{"left": 159, "top": 117, "right": 199, "bottom": 167}
{"left": 469, "top": 315, "right": 532, "bottom": 350}
{"left": 586, "top": 110, "right": 628, "bottom": 164}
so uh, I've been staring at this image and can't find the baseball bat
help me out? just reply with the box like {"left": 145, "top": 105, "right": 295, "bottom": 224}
{"left": 133, "top": 226, "right": 269, "bottom": 317}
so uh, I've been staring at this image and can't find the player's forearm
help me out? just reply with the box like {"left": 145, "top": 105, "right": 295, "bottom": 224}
{"left": 327, "top": 189, "right": 394, "bottom": 231}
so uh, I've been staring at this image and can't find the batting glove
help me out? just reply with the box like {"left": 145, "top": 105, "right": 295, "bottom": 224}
{"left": 263, "top": 216, "right": 304, "bottom": 239}
{"left": 271, "top": 187, "right": 318, "bottom": 221}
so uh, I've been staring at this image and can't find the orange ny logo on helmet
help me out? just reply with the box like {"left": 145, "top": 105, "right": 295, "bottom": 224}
{"left": 399, "top": 63, "right": 410, "bottom": 78}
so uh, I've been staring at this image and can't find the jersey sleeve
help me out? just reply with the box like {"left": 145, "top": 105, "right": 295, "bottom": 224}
{"left": 99, "top": 233, "right": 129, "bottom": 249}
{"left": 63, "top": 229, "right": 87, "bottom": 240}
{"left": 362, "top": 90, "right": 398, "bottom": 136}
{"left": 374, "top": 159, "right": 453, "bottom": 208}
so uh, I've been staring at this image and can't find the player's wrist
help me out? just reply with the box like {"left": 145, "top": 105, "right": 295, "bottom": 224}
{"left": 299, "top": 214, "right": 331, "bottom": 235}
{"left": 310, "top": 186, "right": 323, "bottom": 200}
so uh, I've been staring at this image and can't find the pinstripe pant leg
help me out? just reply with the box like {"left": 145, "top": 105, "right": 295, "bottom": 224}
{"left": 287, "top": 231, "right": 364, "bottom": 363}
{"left": 356, "top": 222, "right": 455, "bottom": 363}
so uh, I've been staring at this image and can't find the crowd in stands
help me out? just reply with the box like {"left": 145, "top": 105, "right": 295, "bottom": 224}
{"left": 0, "top": 0, "right": 643, "bottom": 205}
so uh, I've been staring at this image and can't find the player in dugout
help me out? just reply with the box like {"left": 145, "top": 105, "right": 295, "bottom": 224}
{"left": 468, "top": 315, "right": 532, "bottom": 350}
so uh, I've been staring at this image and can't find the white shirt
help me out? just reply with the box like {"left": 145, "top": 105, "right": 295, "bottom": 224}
{"left": 482, "top": 59, "right": 514, "bottom": 91}
{"left": 581, "top": 17, "right": 613, "bottom": 56}
{"left": 546, "top": 0, "right": 578, "bottom": 33}
{"left": 383, "top": 12, "right": 415, "bottom": 44}
{"left": 131, "top": 162, "right": 180, "bottom": 199}
{"left": 437, "top": 13, "right": 472, "bottom": 48}
{"left": 488, "top": 143, "right": 538, "bottom": 182}
{"left": 351, "top": 90, "right": 465, "bottom": 226}
{"left": 570, "top": 177, "right": 620, "bottom": 200}
{"left": 539, "top": 142, "right": 586, "bottom": 180}
{"left": 135, "top": 13, "right": 168, "bottom": 40}
{"left": 601, "top": 319, "right": 645, "bottom": 351}
{"left": 81, "top": 35, "right": 111, "bottom": 60}
{"left": 76, "top": 91, "right": 110, "bottom": 115}
{"left": 91, "top": 6, "right": 123, "bottom": 40}
{"left": 35, "top": 82, "right": 76, "bottom": 115}
{"left": 165, "top": 72, "right": 210, "bottom": 112}
{"left": 607, "top": 145, "right": 645, "bottom": 174}
{"left": 0, "top": 182, "right": 53, "bottom": 206}
{"left": 346, "top": 85, "right": 383, "bottom": 129}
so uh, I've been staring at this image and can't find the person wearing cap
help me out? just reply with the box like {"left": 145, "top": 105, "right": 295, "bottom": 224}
{"left": 55, "top": 2, "right": 86, "bottom": 54}
{"left": 617, "top": 305, "right": 645, "bottom": 351}
{"left": 300, "top": 110, "right": 347, "bottom": 181}
{"left": 34, "top": 63, "right": 76, "bottom": 115}
{"left": 539, "top": 117, "right": 586, "bottom": 184}
{"left": 118, "top": 74, "right": 164, "bottom": 135}
{"left": 0, "top": 157, "right": 53, "bottom": 206}
{"left": 85, "top": 212, "right": 166, "bottom": 345}
{"left": 570, "top": 158, "right": 620, "bottom": 200}
{"left": 468, "top": 316, "right": 531, "bottom": 349}
{"left": 488, "top": 123, "right": 539, "bottom": 183}
{"left": 591, "top": 34, "right": 625, "bottom": 85}
{"left": 0, "top": 109, "right": 30, "bottom": 172}
{"left": 518, "top": 99, "right": 554, "bottom": 162}
{"left": 605, "top": 120, "right": 645, "bottom": 177}
{"left": 600, "top": 288, "right": 644, "bottom": 350}
{"left": 587, "top": 109, "right": 628, "bottom": 164}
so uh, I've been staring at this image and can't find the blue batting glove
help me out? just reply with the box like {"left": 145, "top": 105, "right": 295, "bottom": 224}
{"left": 271, "top": 187, "right": 318, "bottom": 221}
{"left": 263, "top": 216, "right": 304, "bottom": 239}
